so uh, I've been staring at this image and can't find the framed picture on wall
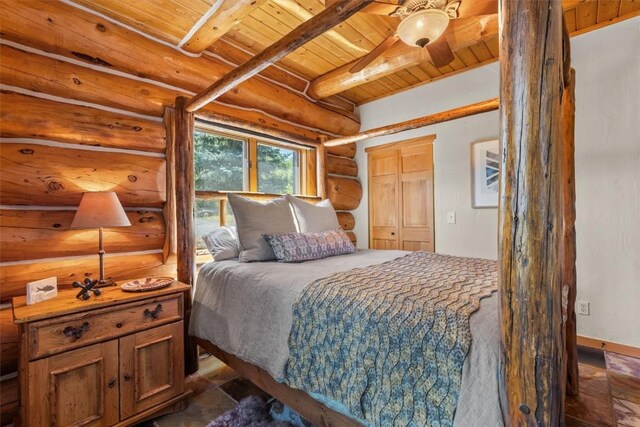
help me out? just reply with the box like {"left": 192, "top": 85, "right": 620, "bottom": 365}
{"left": 471, "top": 139, "right": 500, "bottom": 208}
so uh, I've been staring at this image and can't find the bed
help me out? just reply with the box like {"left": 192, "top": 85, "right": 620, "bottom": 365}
{"left": 189, "top": 249, "right": 503, "bottom": 427}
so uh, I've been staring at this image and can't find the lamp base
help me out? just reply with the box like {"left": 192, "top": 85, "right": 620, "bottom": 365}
{"left": 96, "top": 278, "right": 118, "bottom": 288}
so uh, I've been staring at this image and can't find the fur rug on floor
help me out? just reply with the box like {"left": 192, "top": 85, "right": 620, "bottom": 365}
{"left": 207, "top": 396, "right": 310, "bottom": 427}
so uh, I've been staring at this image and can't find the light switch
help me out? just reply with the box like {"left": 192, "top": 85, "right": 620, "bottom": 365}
{"left": 447, "top": 211, "right": 456, "bottom": 224}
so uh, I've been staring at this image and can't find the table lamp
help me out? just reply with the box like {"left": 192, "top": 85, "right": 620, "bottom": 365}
{"left": 71, "top": 192, "right": 131, "bottom": 287}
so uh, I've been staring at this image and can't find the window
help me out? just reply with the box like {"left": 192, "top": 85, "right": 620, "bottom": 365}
{"left": 194, "top": 127, "right": 312, "bottom": 257}
{"left": 194, "top": 131, "right": 245, "bottom": 192}
{"left": 257, "top": 143, "right": 300, "bottom": 194}
{"left": 194, "top": 131, "right": 244, "bottom": 250}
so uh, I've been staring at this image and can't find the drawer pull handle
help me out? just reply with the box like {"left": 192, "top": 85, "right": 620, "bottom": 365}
{"left": 63, "top": 322, "right": 89, "bottom": 340}
{"left": 144, "top": 304, "right": 163, "bottom": 320}
{"left": 108, "top": 379, "right": 117, "bottom": 389}
{"left": 116, "top": 322, "right": 123, "bottom": 328}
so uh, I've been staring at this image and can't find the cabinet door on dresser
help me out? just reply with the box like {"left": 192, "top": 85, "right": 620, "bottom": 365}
{"left": 28, "top": 340, "right": 119, "bottom": 427}
{"left": 119, "top": 321, "right": 184, "bottom": 419}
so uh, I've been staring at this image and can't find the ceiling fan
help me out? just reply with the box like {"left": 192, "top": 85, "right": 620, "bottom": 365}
{"left": 350, "top": 0, "right": 498, "bottom": 73}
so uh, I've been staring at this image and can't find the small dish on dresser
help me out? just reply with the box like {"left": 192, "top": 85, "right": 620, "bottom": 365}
{"left": 121, "top": 277, "right": 174, "bottom": 292}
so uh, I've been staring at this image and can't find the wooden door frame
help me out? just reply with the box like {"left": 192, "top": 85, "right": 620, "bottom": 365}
{"left": 365, "top": 135, "right": 436, "bottom": 251}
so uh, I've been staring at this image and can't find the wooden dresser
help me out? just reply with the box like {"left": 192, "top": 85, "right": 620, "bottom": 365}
{"left": 12, "top": 282, "right": 192, "bottom": 427}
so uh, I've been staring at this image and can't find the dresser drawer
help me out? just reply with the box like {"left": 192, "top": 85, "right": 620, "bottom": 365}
{"left": 27, "top": 293, "right": 183, "bottom": 360}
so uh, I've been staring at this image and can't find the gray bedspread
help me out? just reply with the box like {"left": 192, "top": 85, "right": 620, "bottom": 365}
{"left": 189, "top": 250, "right": 503, "bottom": 427}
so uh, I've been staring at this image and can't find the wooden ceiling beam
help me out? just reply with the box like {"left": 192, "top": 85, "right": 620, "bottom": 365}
{"left": 194, "top": 110, "right": 320, "bottom": 148}
{"left": 181, "top": 0, "right": 268, "bottom": 54}
{"left": 308, "top": 0, "right": 610, "bottom": 101}
{"left": 185, "top": 0, "right": 373, "bottom": 112}
{"left": 308, "top": 14, "right": 499, "bottom": 99}
{"left": 324, "top": 98, "right": 499, "bottom": 147}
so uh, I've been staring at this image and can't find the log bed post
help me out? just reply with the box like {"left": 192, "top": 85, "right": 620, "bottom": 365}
{"left": 562, "top": 67, "right": 579, "bottom": 396}
{"left": 175, "top": 96, "right": 195, "bottom": 286}
{"left": 498, "top": 0, "right": 566, "bottom": 424}
{"left": 175, "top": 96, "right": 198, "bottom": 374}
{"left": 317, "top": 136, "right": 328, "bottom": 199}
{"left": 561, "top": 17, "right": 579, "bottom": 396}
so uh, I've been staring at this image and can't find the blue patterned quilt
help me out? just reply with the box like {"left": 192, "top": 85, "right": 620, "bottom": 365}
{"left": 284, "top": 251, "right": 497, "bottom": 427}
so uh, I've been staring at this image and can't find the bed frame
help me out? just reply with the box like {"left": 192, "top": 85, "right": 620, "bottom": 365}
{"left": 194, "top": 338, "right": 362, "bottom": 427}
{"left": 174, "top": 1, "right": 578, "bottom": 425}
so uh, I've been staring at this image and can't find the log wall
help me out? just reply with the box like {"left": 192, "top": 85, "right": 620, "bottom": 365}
{"left": 0, "top": 87, "right": 172, "bottom": 425}
{"left": 325, "top": 143, "right": 361, "bottom": 242}
{"left": 0, "top": 2, "right": 364, "bottom": 422}
{"left": 0, "top": 2, "right": 169, "bottom": 421}
{"left": 0, "top": 0, "right": 358, "bottom": 138}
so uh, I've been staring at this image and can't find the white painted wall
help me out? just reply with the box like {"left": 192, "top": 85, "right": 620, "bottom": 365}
{"left": 353, "top": 18, "right": 640, "bottom": 347}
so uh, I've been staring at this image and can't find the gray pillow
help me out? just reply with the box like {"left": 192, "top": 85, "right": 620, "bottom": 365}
{"left": 227, "top": 194, "right": 297, "bottom": 262}
{"left": 286, "top": 194, "right": 340, "bottom": 232}
{"left": 202, "top": 226, "right": 239, "bottom": 261}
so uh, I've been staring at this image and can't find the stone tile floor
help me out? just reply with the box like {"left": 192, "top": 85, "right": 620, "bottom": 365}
{"left": 146, "top": 356, "right": 270, "bottom": 427}
{"left": 566, "top": 348, "right": 640, "bottom": 426}
{"left": 605, "top": 352, "right": 640, "bottom": 426}
{"left": 143, "top": 347, "right": 640, "bottom": 426}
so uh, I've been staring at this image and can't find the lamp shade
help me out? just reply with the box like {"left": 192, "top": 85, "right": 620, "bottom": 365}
{"left": 397, "top": 9, "right": 450, "bottom": 48}
{"left": 71, "top": 192, "right": 131, "bottom": 229}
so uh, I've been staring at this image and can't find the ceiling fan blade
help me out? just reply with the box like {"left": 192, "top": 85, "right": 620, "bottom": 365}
{"left": 361, "top": 1, "right": 402, "bottom": 16}
{"left": 441, "top": 14, "right": 497, "bottom": 48}
{"left": 426, "top": 14, "right": 497, "bottom": 68}
{"left": 426, "top": 37, "right": 455, "bottom": 68}
{"left": 350, "top": 33, "right": 400, "bottom": 73}
{"left": 457, "top": 0, "right": 498, "bottom": 17}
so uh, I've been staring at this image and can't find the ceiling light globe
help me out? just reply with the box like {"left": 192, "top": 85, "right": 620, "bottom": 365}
{"left": 397, "top": 9, "right": 450, "bottom": 48}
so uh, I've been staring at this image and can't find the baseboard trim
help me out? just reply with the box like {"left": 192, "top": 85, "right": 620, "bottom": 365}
{"left": 577, "top": 336, "right": 640, "bottom": 358}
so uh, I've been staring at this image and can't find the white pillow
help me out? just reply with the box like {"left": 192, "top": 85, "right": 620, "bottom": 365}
{"left": 286, "top": 194, "right": 340, "bottom": 232}
{"left": 202, "top": 226, "right": 239, "bottom": 261}
{"left": 227, "top": 194, "right": 297, "bottom": 262}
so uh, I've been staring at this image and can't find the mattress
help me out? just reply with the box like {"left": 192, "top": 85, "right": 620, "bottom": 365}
{"left": 189, "top": 250, "right": 503, "bottom": 427}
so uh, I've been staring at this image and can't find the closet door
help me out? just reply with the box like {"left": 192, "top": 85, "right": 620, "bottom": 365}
{"left": 368, "top": 149, "right": 399, "bottom": 249}
{"left": 399, "top": 142, "right": 435, "bottom": 251}
{"left": 367, "top": 137, "right": 435, "bottom": 252}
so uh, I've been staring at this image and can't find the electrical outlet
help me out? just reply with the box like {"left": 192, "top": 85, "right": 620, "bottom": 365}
{"left": 447, "top": 211, "right": 456, "bottom": 224}
{"left": 576, "top": 300, "right": 590, "bottom": 316}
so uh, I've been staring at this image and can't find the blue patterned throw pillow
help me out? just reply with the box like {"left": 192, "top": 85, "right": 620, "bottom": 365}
{"left": 262, "top": 229, "right": 355, "bottom": 263}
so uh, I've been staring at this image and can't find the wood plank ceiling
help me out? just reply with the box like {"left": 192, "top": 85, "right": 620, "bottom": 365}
{"left": 73, "top": 0, "right": 219, "bottom": 44}
{"left": 69, "top": 0, "right": 639, "bottom": 105}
